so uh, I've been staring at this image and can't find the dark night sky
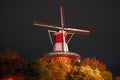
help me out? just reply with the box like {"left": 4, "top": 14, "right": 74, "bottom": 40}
{"left": 0, "top": 0, "right": 120, "bottom": 76}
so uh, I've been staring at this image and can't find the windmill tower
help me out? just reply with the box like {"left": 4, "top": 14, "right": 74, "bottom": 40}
{"left": 33, "top": 6, "right": 90, "bottom": 70}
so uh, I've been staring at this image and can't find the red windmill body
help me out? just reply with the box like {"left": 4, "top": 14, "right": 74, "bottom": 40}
{"left": 33, "top": 6, "right": 90, "bottom": 70}
{"left": 54, "top": 30, "right": 68, "bottom": 52}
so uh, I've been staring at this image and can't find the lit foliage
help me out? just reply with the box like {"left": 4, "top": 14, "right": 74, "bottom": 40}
{"left": 68, "top": 65, "right": 104, "bottom": 80}
{"left": 80, "top": 57, "right": 106, "bottom": 71}
{"left": 48, "top": 60, "right": 68, "bottom": 80}
{"left": 68, "top": 57, "right": 113, "bottom": 80}
{"left": 80, "top": 65, "right": 104, "bottom": 80}
{"left": 101, "top": 71, "right": 113, "bottom": 80}
{"left": 0, "top": 48, "right": 27, "bottom": 79}
{"left": 115, "top": 75, "right": 120, "bottom": 80}
{"left": 81, "top": 57, "right": 112, "bottom": 80}
{"left": 25, "top": 59, "right": 49, "bottom": 80}
{"left": 0, "top": 49, "right": 114, "bottom": 80}
{"left": 25, "top": 59, "right": 67, "bottom": 80}
{"left": 26, "top": 57, "right": 113, "bottom": 80}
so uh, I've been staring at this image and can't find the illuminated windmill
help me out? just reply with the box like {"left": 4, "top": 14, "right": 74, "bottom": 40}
{"left": 33, "top": 6, "right": 90, "bottom": 70}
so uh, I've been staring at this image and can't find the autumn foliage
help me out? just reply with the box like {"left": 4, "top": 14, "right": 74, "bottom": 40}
{"left": 0, "top": 49, "right": 119, "bottom": 80}
{"left": 115, "top": 75, "right": 120, "bottom": 80}
{"left": 68, "top": 57, "right": 113, "bottom": 80}
{"left": 0, "top": 49, "right": 27, "bottom": 79}
{"left": 24, "top": 57, "right": 113, "bottom": 80}
{"left": 80, "top": 57, "right": 106, "bottom": 71}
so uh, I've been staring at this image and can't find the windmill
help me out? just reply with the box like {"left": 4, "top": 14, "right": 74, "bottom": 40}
{"left": 33, "top": 6, "right": 90, "bottom": 70}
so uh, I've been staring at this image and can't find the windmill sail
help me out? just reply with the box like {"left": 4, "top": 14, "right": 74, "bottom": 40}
{"left": 33, "top": 6, "right": 90, "bottom": 52}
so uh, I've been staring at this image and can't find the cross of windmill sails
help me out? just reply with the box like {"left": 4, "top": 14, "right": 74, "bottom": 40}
{"left": 34, "top": 21, "right": 90, "bottom": 35}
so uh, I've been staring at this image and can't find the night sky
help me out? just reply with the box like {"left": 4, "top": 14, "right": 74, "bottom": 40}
{"left": 0, "top": 0, "right": 120, "bottom": 76}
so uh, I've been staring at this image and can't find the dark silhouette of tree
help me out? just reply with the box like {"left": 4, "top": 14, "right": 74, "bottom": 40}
{"left": 0, "top": 48, "right": 27, "bottom": 79}
{"left": 25, "top": 59, "right": 50, "bottom": 80}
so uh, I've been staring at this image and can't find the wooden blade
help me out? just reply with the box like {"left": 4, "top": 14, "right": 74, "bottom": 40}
{"left": 33, "top": 21, "right": 62, "bottom": 30}
{"left": 60, "top": 6, "right": 65, "bottom": 28}
{"left": 33, "top": 21, "right": 90, "bottom": 35}
{"left": 64, "top": 28, "right": 90, "bottom": 35}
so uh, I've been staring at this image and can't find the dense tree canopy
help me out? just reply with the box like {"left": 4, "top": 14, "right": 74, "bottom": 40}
{"left": 0, "top": 48, "right": 27, "bottom": 79}
{"left": 25, "top": 59, "right": 49, "bottom": 80}
{"left": 25, "top": 59, "right": 68, "bottom": 80}
{"left": 25, "top": 57, "right": 113, "bottom": 80}
{"left": 0, "top": 49, "right": 116, "bottom": 80}
{"left": 67, "top": 57, "right": 112, "bottom": 80}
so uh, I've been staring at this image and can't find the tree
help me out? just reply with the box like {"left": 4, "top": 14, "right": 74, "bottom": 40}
{"left": 80, "top": 57, "right": 113, "bottom": 80}
{"left": 25, "top": 58, "right": 68, "bottom": 80}
{"left": 101, "top": 71, "right": 112, "bottom": 80}
{"left": 67, "top": 57, "right": 113, "bottom": 80}
{"left": 80, "top": 57, "right": 106, "bottom": 71}
{"left": 25, "top": 58, "right": 49, "bottom": 80}
{"left": 24, "top": 56, "right": 113, "bottom": 80}
{"left": 48, "top": 59, "right": 68, "bottom": 80}
{"left": 0, "top": 48, "right": 27, "bottom": 79}
{"left": 115, "top": 75, "right": 120, "bottom": 80}
{"left": 68, "top": 65, "right": 104, "bottom": 80}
